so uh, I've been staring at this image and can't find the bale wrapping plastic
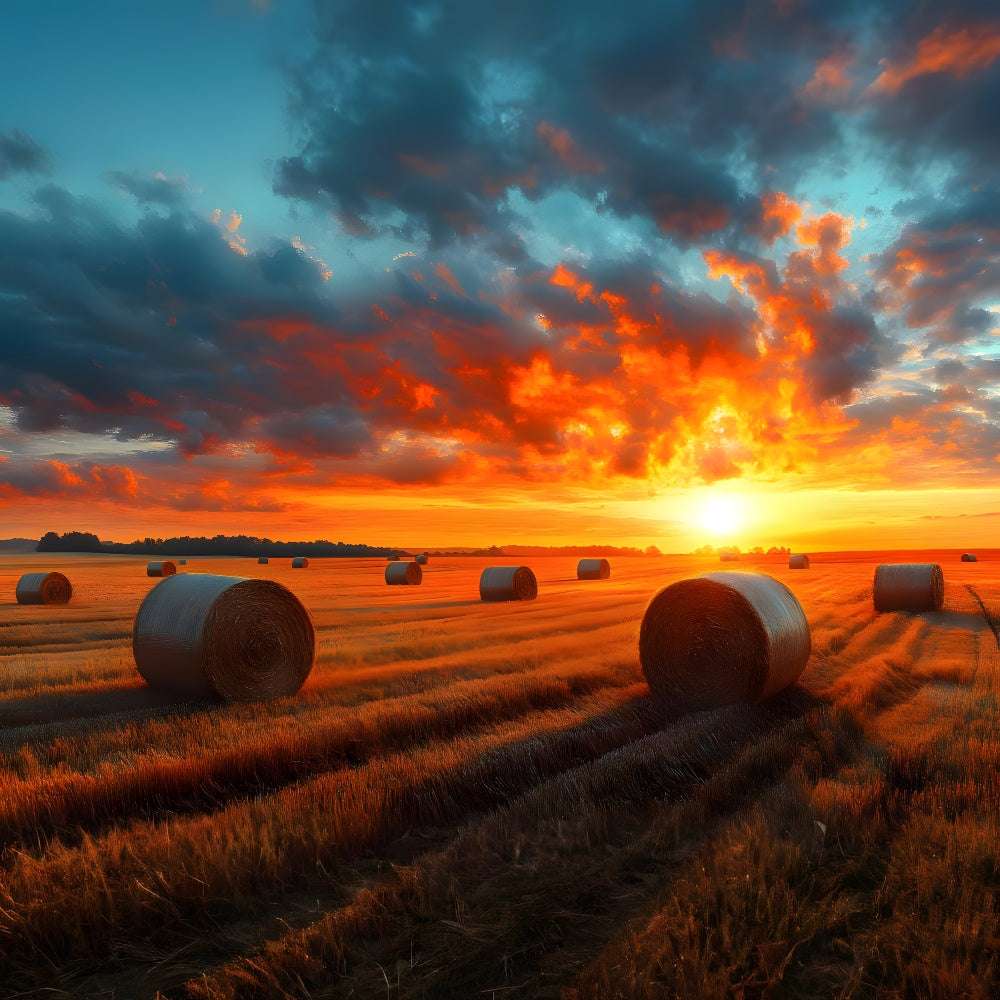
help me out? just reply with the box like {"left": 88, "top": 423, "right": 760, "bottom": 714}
{"left": 258, "top": 556, "right": 269, "bottom": 564}
{"left": 147, "top": 561, "right": 176, "bottom": 577}
{"left": 386, "top": 561, "right": 422, "bottom": 585}
{"left": 961, "top": 553, "right": 977, "bottom": 562}
{"left": 178, "top": 559, "right": 187, "bottom": 566}
{"left": 132, "top": 574, "right": 315, "bottom": 700}
{"left": 577, "top": 558, "right": 610, "bottom": 580}
{"left": 291, "top": 557, "right": 308, "bottom": 568}
{"left": 788, "top": 554, "right": 810, "bottom": 569}
{"left": 639, "top": 571, "right": 810, "bottom": 709}
{"left": 15, "top": 572, "right": 72, "bottom": 605}
{"left": 873, "top": 563, "right": 944, "bottom": 613}
{"left": 480, "top": 566, "right": 537, "bottom": 602}
{"left": 415, "top": 553, "right": 428, "bottom": 565}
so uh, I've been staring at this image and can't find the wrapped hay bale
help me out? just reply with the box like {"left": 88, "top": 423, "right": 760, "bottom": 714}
{"left": 147, "top": 561, "right": 176, "bottom": 577}
{"left": 387, "top": 555, "right": 400, "bottom": 561}
{"left": 15, "top": 572, "right": 72, "bottom": 605}
{"left": 258, "top": 556, "right": 269, "bottom": 564}
{"left": 178, "top": 559, "right": 187, "bottom": 566}
{"left": 873, "top": 563, "right": 944, "bottom": 613}
{"left": 961, "top": 553, "right": 977, "bottom": 562}
{"left": 415, "top": 553, "right": 428, "bottom": 565}
{"left": 719, "top": 552, "right": 739, "bottom": 562}
{"left": 480, "top": 566, "right": 538, "bottom": 602}
{"left": 639, "top": 571, "right": 810, "bottom": 710}
{"left": 291, "top": 557, "right": 308, "bottom": 568}
{"left": 577, "top": 558, "right": 611, "bottom": 580}
{"left": 386, "top": 561, "right": 422, "bottom": 585}
{"left": 788, "top": 554, "right": 810, "bottom": 569}
{"left": 132, "top": 574, "right": 314, "bottom": 700}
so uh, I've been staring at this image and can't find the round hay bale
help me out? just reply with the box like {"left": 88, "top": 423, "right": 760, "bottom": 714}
{"left": 132, "top": 574, "right": 314, "bottom": 700}
{"left": 577, "top": 558, "right": 611, "bottom": 580}
{"left": 719, "top": 552, "right": 740, "bottom": 562}
{"left": 15, "top": 572, "right": 72, "bottom": 605}
{"left": 639, "top": 571, "right": 810, "bottom": 710}
{"left": 386, "top": 555, "right": 400, "bottom": 561}
{"left": 961, "top": 553, "right": 977, "bottom": 562}
{"left": 386, "top": 561, "right": 422, "bottom": 585}
{"left": 873, "top": 563, "right": 944, "bottom": 613}
{"left": 291, "top": 557, "right": 308, "bottom": 568}
{"left": 178, "top": 559, "right": 187, "bottom": 566}
{"left": 258, "top": 556, "right": 269, "bottom": 565}
{"left": 788, "top": 554, "right": 810, "bottom": 569}
{"left": 415, "top": 553, "right": 428, "bottom": 565}
{"left": 147, "top": 561, "right": 176, "bottom": 577}
{"left": 479, "top": 566, "right": 538, "bottom": 602}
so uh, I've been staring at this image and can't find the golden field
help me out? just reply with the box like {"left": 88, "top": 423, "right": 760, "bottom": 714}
{"left": 1, "top": 550, "right": 999, "bottom": 999}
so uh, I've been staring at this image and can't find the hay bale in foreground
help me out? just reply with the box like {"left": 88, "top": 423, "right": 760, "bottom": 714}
{"left": 15, "top": 572, "right": 72, "bottom": 605}
{"left": 258, "top": 556, "right": 269, "bottom": 565}
{"left": 639, "top": 571, "right": 810, "bottom": 710}
{"left": 291, "top": 557, "right": 308, "bottom": 568}
{"left": 386, "top": 561, "right": 422, "bottom": 585}
{"left": 132, "top": 574, "right": 314, "bottom": 700}
{"left": 147, "top": 561, "right": 176, "bottom": 577}
{"left": 961, "top": 553, "right": 978, "bottom": 562}
{"left": 788, "top": 554, "right": 810, "bottom": 569}
{"left": 415, "top": 553, "right": 428, "bottom": 565}
{"left": 873, "top": 563, "right": 944, "bottom": 613}
{"left": 480, "top": 566, "right": 537, "bottom": 602}
{"left": 577, "top": 558, "right": 611, "bottom": 580}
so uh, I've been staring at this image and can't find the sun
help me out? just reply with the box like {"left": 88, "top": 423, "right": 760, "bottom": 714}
{"left": 698, "top": 494, "right": 742, "bottom": 537}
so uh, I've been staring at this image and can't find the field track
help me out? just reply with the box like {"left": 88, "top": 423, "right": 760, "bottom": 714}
{"left": 1, "top": 550, "right": 999, "bottom": 998}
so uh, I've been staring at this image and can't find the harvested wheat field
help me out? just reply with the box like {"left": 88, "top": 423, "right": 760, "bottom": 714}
{"left": 1, "top": 549, "right": 999, "bottom": 998}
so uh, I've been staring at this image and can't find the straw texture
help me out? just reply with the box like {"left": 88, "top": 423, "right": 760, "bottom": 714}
{"left": 291, "top": 557, "right": 308, "bottom": 568}
{"left": 577, "top": 558, "right": 611, "bottom": 580}
{"left": 258, "top": 556, "right": 269, "bottom": 564}
{"left": 15, "top": 572, "right": 72, "bottom": 605}
{"left": 961, "top": 553, "right": 978, "bottom": 562}
{"left": 479, "top": 566, "right": 538, "bottom": 602}
{"left": 415, "top": 553, "right": 428, "bottom": 565}
{"left": 147, "top": 561, "right": 176, "bottom": 577}
{"left": 788, "top": 554, "right": 810, "bottom": 569}
{"left": 132, "top": 574, "right": 315, "bottom": 700}
{"left": 873, "top": 563, "right": 944, "bottom": 613}
{"left": 385, "top": 561, "right": 422, "bottom": 585}
{"left": 639, "top": 571, "right": 810, "bottom": 710}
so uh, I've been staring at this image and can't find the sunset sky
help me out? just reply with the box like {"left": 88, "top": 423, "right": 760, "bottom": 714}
{"left": 1, "top": 0, "right": 998, "bottom": 551}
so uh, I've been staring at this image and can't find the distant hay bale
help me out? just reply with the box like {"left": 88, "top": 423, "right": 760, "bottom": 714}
{"left": 147, "top": 561, "right": 176, "bottom": 577}
{"left": 639, "top": 571, "right": 810, "bottom": 710}
{"left": 480, "top": 566, "right": 538, "bottom": 602}
{"left": 178, "top": 559, "right": 187, "bottom": 566}
{"left": 385, "top": 561, "right": 422, "bottom": 585}
{"left": 15, "top": 572, "right": 72, "bottom": 605}
{"left": 415, "top": 553, "right": 428, "bottom": 565}
{"left": 788, "top": 554, "right": 810, "bottom": 569}
{"left": 961, "top": 553, "right": 978, "bottom": 562}
{"left": 577, "top": 558, "right": 611, "bottom": 580}
{"left": 719, "top": 552, "right": 740, "bottom": 562}
{"left": 387, "top": 555, "right": 400, "bottom": 561}
{"left": 258, "top": 556, "right": 269, "bottom": 564}
{"left": 132, "top": 574, "right": 314, "bottom": 700}
{"left": 291, "top": 557, "right": 308, "bottom": 568}
{"left": 873, "top": 563, "right": 944, "bottom": 613}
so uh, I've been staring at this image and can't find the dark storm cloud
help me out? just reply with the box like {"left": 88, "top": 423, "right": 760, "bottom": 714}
{"left": 275, "top": 0, "right": 881, "bottom": 248}
{"left": 0, "top": 128, "right": 50, "bottom": 178}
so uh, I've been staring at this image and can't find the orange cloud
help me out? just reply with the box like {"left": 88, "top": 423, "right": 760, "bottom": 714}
{"left": 871, "top": 23, "right": 1000, "bottom": 95}
{"left": 536, "top": 121, "right": 604, "bottom": 174}
{"left": 758, "top": 191, "right": 803, "bottom": 243}
{"left": 801, "top": 49, "right": 855, "bottom": 102}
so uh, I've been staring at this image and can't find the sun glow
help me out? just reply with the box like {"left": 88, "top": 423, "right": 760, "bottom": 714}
{"left": 698, "top": 494, "right": 742, "bottom": 537}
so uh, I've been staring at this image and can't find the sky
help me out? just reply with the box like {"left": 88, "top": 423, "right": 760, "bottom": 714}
{"left": 0, "top": 0, "right": 998, "bottom": 552}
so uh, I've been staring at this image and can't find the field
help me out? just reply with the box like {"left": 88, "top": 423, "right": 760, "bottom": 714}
{"left": 1, "top": 550, "right": 999, "bottom": 999}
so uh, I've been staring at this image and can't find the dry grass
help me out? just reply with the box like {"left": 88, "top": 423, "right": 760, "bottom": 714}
{"left": 0, "top": 550, "right": 998, "bottom": 998}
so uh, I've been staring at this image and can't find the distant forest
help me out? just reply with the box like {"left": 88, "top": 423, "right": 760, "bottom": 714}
{"left": 34, "top": 531, "right": 655, "bottom": 558}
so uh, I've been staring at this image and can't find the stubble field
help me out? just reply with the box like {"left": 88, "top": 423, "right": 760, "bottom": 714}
{"left": 1, "top": 550, "right": 999, "bottom": 999}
